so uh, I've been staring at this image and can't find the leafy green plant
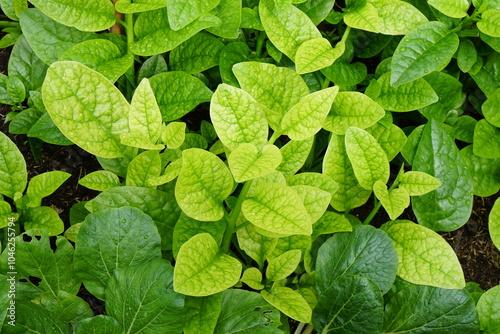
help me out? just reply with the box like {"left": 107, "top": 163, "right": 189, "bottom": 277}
{"left": 1, "top": 0, "right": 500, "bottom": 333}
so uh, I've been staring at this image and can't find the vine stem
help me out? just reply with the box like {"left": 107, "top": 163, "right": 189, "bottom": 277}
{"left": 256, "top": 31, "right": 267, "bottom": 58}
{"left": 0, "top": 21, "right": 18, "bottom": 28}
{"left": 294, "top": 322, "right": 306, "bottom": 334}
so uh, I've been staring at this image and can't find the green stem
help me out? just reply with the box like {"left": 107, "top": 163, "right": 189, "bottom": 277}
{"left": 256, "top": 31, "right": 266, "bottom": 58}
{"left": 321, "top": 77, "right": 330, "bottom": 89}
{"left": 125, "top": 14, "right": 134, "bottom": 53}
{"left": 340, "top": 26, "right": 351, "bottom": 44}
{"left": 303, "top": 324, "right": 315, "bottom": 334}
{"left": 0, "top": 21, "right": 19, "bottom": 28}
{"left": 268, "top": 131, "right": 282, "bottom": 145}
{"left": 303, "top": 135, "right": 316, "bottom": 171}
{"left": 363, "top": 174, "right": 401, "bottom": 225}
{"left": 221, "top": 180, "right": 253, "bottom": 253}
{"left": 294, "top": 322, "right": 306, "bottom": 334}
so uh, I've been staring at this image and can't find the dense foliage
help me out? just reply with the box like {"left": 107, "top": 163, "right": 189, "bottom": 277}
{"left": 1, "top": 0, "right": 500, "bottom": 333}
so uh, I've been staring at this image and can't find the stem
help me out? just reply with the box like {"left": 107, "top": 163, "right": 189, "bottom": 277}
{"left": 0, "top": 21, "right": 18, "bottom": 28}
{"left": 268, "top": 131, "right": 282, "bottom": 145}
{"left": 303, "top": 324, "right": 315, "bottom": 334}
{"left": 321, "top": 77, "right": 330, "bottom": 89}
{"left": 363, "top": 198, "right": 382, "bottom": 225}
{"left": 294, "top": 322, "right": 306, "bottom": 334}
{"left": 124, "top": 13, "right": 135, "bottom": 99}
{"left": 340, "top": 26, "right": 351, "bottom": 44}
{"left": 256, "top": 31, "right": 266, "bottom": 58}
{"left": 221, "top": 180, "right": 253, "bottom": 253}
{"left": 303, "top": 135, "right": 316, "bottom": 171}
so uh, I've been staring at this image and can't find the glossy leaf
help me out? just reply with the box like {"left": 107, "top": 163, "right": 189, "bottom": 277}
{"left": 74, "top": 316, "right": 122, "bottom": 334}
{"left": 170, "top": 32, "right": 224, "bottom": 73}
{"left": 316, "top": 225, "right": 398, "bottom": 294}
{"left": 261, "top": 287, "right": 312, "bottom": 323}
{"left": 382, "top": 221, "right": 466, "bottom": 289}
{"left": 0, "top": 132, "right": 27, "bottom": 199}
{"left": 344, "top": 2, "right": 381, "bottom": 33}
{"left": 228, "top": 144, "right": 282, "bottom": 183}
{"left": 42, "top": 61, "right": 129, "bottom": 159}
{"left": 483, "top": 87, "right": 500, "bottom": 127}
{"left": 457, "top": 38, "right": 477, "bottom": 73}
{"left": 477, "top": 10, "right": 500, "bottom": 37}
{"left": 206, "top": 0, "right": 241, "bottom": 38}
{"left": 461, "top": 145, "right": 500, "bottom": 197}
{"left": 25, "top": 171, "right": 70, "bottom": 207}
{"left": 291, "top": 185, "right": 331, "bottom": 224}
{"left": 373, "top": 181, "right": 410, "bottom": 220}
{"left": 312, "top": 211, "right": 352, "bottom": 240}
{"left": 184, "top": 294, "right": 223, "bottom": 334}
{"left": 8, "top": 35, "right": 47, "bottom": 91}
{"left": 266, "top": 249, "right": 301, "bottom": 282}
{"left": 219, "top": 42, "right": 251, "bottom": 86}
{"left": 128, "top": 78, "right": 162, "bottom": 143}
{"left": 163, "top": 122, "right": 186, "bottom": 149}
{"left": 295, "top": 38, "right": 344, "bottom": 74}
{"left": 167, "top": 0, "right": 221, "bottom": 30}
{"left": 277, "top": 137, "right": 314, "bottom": 178}
{"left": 477, "top": 285, "right": 500, "bottom": 333}
{"left": 474, "top": 119, "right": 500, "bottom": 158}
{"left": 73, "top": 207, "right": 162, "bottom": 300}
{"left": 428, "top": 0, "right": 469, "bottom": 18}
{"left": 399, "top": 171, "right": 442, "bottom": 196}
{"left": 237, "top": 224, "right": 279, "bottom": 268}
{"left": 391, "top": 22, "right": 459, "bottom": 86}
{"left": 24, "top": 206, "right": 64, "bottom": 236}
{"left": 115, "top": 0, "right": 166, "bottom": 13}
{"left": 126, "top": 150, "right": 162, "bottom": 187}
{"left": 372, "top": 0, "right": 428, "bottom": 35}
{"left": 366, "top": 122, "right": 407, "bottom": 161}
{"left": 175, "top": 149, "right": 233, "bottom": 221}
{"left": 174, "top": 233, "right": 242, "bottom": 296}
{"left": 489, "top": 198, "right": 500, "bottom": 251}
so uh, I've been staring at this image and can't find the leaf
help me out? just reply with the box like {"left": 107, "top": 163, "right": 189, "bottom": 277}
{"left": 277, "top": 137, "right": 314, "bottom": 177}
{"left": 383, "top": 281, "right": 479, "bottom": 333}
{"left": 0, "top": 132, "right": 26, "bottom": 199}
{"left": 345, "top": 127, "right": 390, "bottom": 190}
{"left": 132, "top": 8, "right": 221, "bottom": 56}
{"left": 59, "top": 39, "right": 133, "bottom": 83}
{"left": 150, "top": 71, "right": 212, "bottom": 122}
{"left": 428, "top": 0, "right": 469, "bottom": 18}
{"left": 172, "top": 212, "right": 226, "bottom": 258}
{"left": 259, "top": 0, "right": 321, "bottom": 60}
{"left": 8, "top": 108, "right": 42, "bottom": 134}
{"left": 366, "top": 122, "right": 407, "bottom": 161}
{"left": 73, "top": 207, "right": 162, "bottom": 300}
{"left": 321, "top": 59, "right": 368, "bottom": 86}
{"left": 24, "top": 206, "right": 64, "bottom": 236}
{"left": 316, "top": 225, "right": 398, "bottom": 294}
{"left": 381, "top": 221, "right": 466, "bottom": 289}
{"left": 344, "top": 2, "right": 381, "bottom": 33}
{"left": 88, "top": 186, "right": 181, "bottom": 250}
{"left": 233, "top": 62, "right": 309, "bottom": 129}
{"left": 210, "top": 84, "right": 269, "bottom": 151}
{"left": 483, "top": 87, "right": 500, "bottom": 127}
{"left": 266, "top": 249, "right": 301, "bottom": 281}
{"left": 287, "top": 172, "right": 339, "bottom": 195}
{"left": 474, "top": 119, "right": 500, "bottom": 158}
{"left": 240, "top": 267, "right": 265, "bottom": 290}
{"left": 477, "top": 285, "right": 500, "bottom": 333}
{"left": 74, "top": 316, "right": 122, "bottom": 334}
{"left": 291, "top": 185, "right": 331, "bottom": 224}
{"left": 372, "top": 0, "right": 428, "bottom": 35}
{"left": 237, "top": 224, "right": 279, "bottom": 268}
{"left": 457, "top": 39, "right": 477, "bottom": 73}
{"left": 312, "top": 211, "right": 352, "bottom": 240}
{"left": 323, "top": 134, "right": 371, "bottom": 211}
{"left": 373, "top": 181, "right": 410, "bottom": 220}
{"left": 106, "top": 259, "right": 185, "bottom": 333}
{"left": 281, "top": 86, "right": 339, "bottom": 140}
{"left": 295, "top": 38, "right": 344, "bottom": 74}
{"left": 162, "top": 122, "right": 186, "bottom": 149}
{"left": 242, "top": 183, "right": 312, "bottom": 235}
{"left": 0, "top": 230, "right": 80, "bottom": 298}
{"left": 399, "top": 171, "right": 442, "bottom": 196}
{"left": 79, "top": 171, "right": 120, "bottom": 191}
{"left": 261, "top": 287, "right": 312, "bottom": 323}
{"left": 219, "top": 42, "right": 251, "bottom": 86}
{"left": 391, "top": 22, "right": 459, "bottom": 86}
{"left": 312, "top": 276, "right": 384, "bottom": 334}
{"left": 228, "top": 144, "right": 282, "bottom": 183}
{"left": 25, "top": 171, "right": 70, "bottom": 207}
{"left": 174, "top": 233, "right": 242, "bottom": 296}
{"left": 489, "top": 198, "right": 500, "bottom": 251}
{"left": 213, "top": 290, "right": 283, "bottom": 334}
{"left": 41, "top": 291, "right": 93, "bottom": 324}
{"left": 137, "top": 54, "right": 168, "bottom": 82}
{"left": 460, "top": 145, "right": 500, "bottom": 197}
{"left": 167, "top": 0, "right": 221, "bottom": 30}
{"left": 184, "top": 294, "right": 223, "bottom": 334}
{"left": 297, "top": 0, "right": 336, "bottom": 25}
{"left": 206, "top": 0, "right": 242, "bottom": 39}
{"left": 28, "top": 112, "right": 73, "bottom": 146}
{"left": 170, "top": 32, "right": 224, "bottom": 73}
{"left": 175, "top": 149, "right": 233, "bottom": 221}
{"left": 125, "top": 150, "right": 162, "bottom": 187}
{"left": 115, "top": 0, "right": 166, "bottom": 13}
{"left": 42, "top": 61, "right": 129, "bottom": 159}
{"left": 366, "top": 72, "right": 438, "bottom": 112}
{"left": 412, "top": 120, "right": 473, "bottom": 231}
{"left": 324, "top": 91, "right": 385, "bottom": 135}
{"left": 1, "top": 301, "right": 71, "bottom": 334}
{"left": 8, "top": 35, "right": 48, "bottom": 91}
{"left": 26, "top": 0, "right": 115, "bottom": 31}
{"left": 478, "top": 10, "right": 500, "bottom": 37}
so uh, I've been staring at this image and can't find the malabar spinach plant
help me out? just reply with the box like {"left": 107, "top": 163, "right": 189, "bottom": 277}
{"left": 1, "top": 0, "right": 500, "bottom": 333}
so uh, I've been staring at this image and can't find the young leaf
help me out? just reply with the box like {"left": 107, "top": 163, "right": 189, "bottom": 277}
{"left": 482, "top": 87, "right": 500, "bottom": 127}
{"left": 373, "top": 181, "right": 410, "bottom": 220}
{"left": 312, "top": 211, "right": 352, "bottom": 240}
{"left": 259, "top": 0, "right": 321, "bottom": 60}
{"left": 391, "top": 22, "right": 459, "bottom": 86}
{"left": 241, "top": 268, "right": 265, "bottom": 290}
{"left": 228, "top": 144, "right": 282, "bottom": 183}
{"left": 477, "top": 10, "right": 500, "bottom": 37}
{"left": 474, "top": 119, "right": 500, "bottom": 158}
{"left": 106, "top": 259, "right": 185, "bottom": 334}
{"left": 25, "top": 171, "right": 70, "bottom": 207}
{"left": 383, "top": 281, "right": 479, "bottom": 333}
{"left": 8, "top": 36, "right": 47, "bottom": 92}
{"left": 167, "top": 0, "right": 221, "bottom": 30}
{"left": 242, "top": 183, "right": 312, "bottom": 235}
{"left": 206, "top": 0, "right": 242, "bottom": 39}
{"left": 137, "top": 54, "right": 168, "bottom": 82}
{"left": 170, "top": 32, "right": 225, "bottom": 74}
{"left": 174, "top": 233, "right": 242, "bottom": 296}
{"left": 287, "top": 172, "right": 339, "bottom": 195}
{"left": 412, "top": 120, "right": 473, "bottom": 231}
{"left": 477, "top": 285, "right": 500, "bottom": 333}
{"left": 261, "top": 287, "right": 312, "bottom": 323}
{"left": 428, "top": 0, "right": 469, "bottom": 18}
{"left": 175, "top": 149, "right": 233, "bottom": 221}
{"left": 460, "top": 145, "right": 500, "bottom": 197}
{"left": 74, "top": 316, "right": 122, "bottom": 334}
{"left": 210, "top": 84, "right": 269, "bottom": 151}
{"left": 150, "top": 71, "right": 212, "bottom": 122}
{"left": 366, "top": 122, "right": 407, "bottom": 161}
{"left": 324, "top": 91, "right": 385, "bottom": 135}
{"left": 266, "top": 249, "right": 301, "bottom": 282}
{"left": 312, "top": 276, "right": 384, "bottom": 334}
{"left": 399, "top": 171, "right": 442, "bottom": 196}
{"left": 213, "top": 290, "right": 283, "bottom": 334}
{"left": 372, "top": 0, "right": 428, "bottom": 35}
{"left": 79, "top": 171, "right": 120, "bottom": 191}
{"left": 115, "top": 0, "right": 166, "bottom": 13}
{"left": 345, "top": 127, "right": 390, "bottom": 190}
{"left": 297, "top": 0, "right": 336, "bottom": 25}
{"left": 132, "top": 8, "right": 221, "bottom": 56}
{"left": 0, "top": 131, "right": 26, "bottom": 199}
{"left": 457, "top": 39, "right": 477, "bottom": 73}
{"left": 129, "top": 78, "right": 162, "bottom": 143}
{"left": 281, "top": 86, "right": 339, "bottom": 140}
{"left": 126, "top": 150, "right": 162, "bottom": 187}
{"left": 237, "top": 224, "right": 278, "bottom": 268}
{"left": 42, "top": 61, "right": 129, "bottom": 159}
{"left": 277, "top": 137, "right": 314, "bottom": 178}
{"left": 219, "top": 42, "right": 251, "bottom": 86}
{"left": 323, "top": 134, "right": 371, "bottom": 211}
{"left": 366, "top": 72, "right": 438, "bottom": 112}
{"left": 59, "top": 39, "right": 133, "bottom": 83}
{"left": 28, "top": 113, "right": 73, "bottom": 146}
{"left": 343, "top": 2, "right": 381, "bottom": 33}
{"left": 291, "top": 185, "right": 331, "bottom": 224}
{"left": 73, "top": 207, "right": 162, "bottom": 300}
{"left": 184, "top": 294, "right": 223, "bottom": 334}
{"left": 27, "top": 0, "right": 115, "bottom": 31}
{"left": 382, "top": 221, "right": 466, "bottom": 289}
{"left": 24, "top": 206, "right": 64, "bottom": 236}
{"left": 316, "top": 225, "right": 398, "bottom": 294}
{"left": 295, "top": 38, "right": 344, "bottom": 74}
{"left": 162, "top": 122, "right": 186, "bottom": 149}
{"left": 489, "top": 198, "right": 500, "bottom": 251}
